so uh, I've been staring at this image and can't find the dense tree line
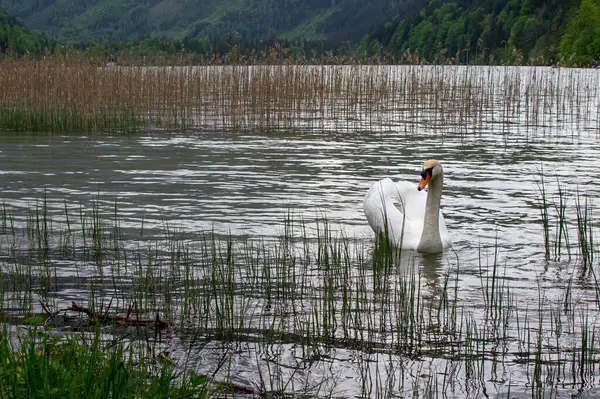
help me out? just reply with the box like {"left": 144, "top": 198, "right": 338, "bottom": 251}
{"left": 0, "top": 11, "right": 55, "bottom": 55}
{"left": 559, "top": 0, "right": 600, "bottom": 64}
{"left": 77, "top": 36, "right": 352, "bottom": 64}
{"left": 360, "top": 0, "right": 600, "bottom": 65}
{"left": 0, "top": 0, "right": 598, "bottom": 65}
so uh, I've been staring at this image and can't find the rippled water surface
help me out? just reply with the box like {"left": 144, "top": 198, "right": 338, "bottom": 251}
{"left": 1, "top": 65, "right": 600, "bottom": 397}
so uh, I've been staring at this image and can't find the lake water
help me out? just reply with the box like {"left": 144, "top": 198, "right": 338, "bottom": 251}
{"left": 1, "top": 65, "right": 600, "bottom": 397}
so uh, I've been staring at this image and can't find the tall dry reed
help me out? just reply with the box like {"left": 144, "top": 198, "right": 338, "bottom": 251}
{"left": 0, "top": 58, "right": 598, "bottom": 135}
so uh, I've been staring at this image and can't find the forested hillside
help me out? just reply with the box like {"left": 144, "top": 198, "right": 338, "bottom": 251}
{"left": 0, "top": 0, "right": 404, "bottom": 43}
{"left": 0, "top": 11, "right": 55, "bottom": 55}
{"left": 0, "top": 0, "right": 598, "bottom": 65}
{"left": 360, "top": 0, "right": 600, "bottom": 64}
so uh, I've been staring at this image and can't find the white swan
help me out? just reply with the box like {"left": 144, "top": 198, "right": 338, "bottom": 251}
{"left": 363, "top": 159, "right": 451, "bottom": 253}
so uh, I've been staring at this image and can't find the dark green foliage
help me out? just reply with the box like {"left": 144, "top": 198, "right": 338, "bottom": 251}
{"left": 560, "top": 0, "right": 600, "bottom": 64}
{"left": 0, "top": 0, "right": 397, "bottom": 43}
{"left": 0, "top": 326, "right": 210, "bottom": 398}
{"left": 0, "top": 11, "right": 55, "bottom": 55}
{"left": 364, "top": 0, "right": 581, "bottom": 64}
{"left": 0, "top": 0, "right": 598, "bottom": 65}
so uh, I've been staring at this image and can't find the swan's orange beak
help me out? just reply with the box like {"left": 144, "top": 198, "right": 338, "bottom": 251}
{"left": 417, "top": 175, "right": 430, "bottom": 191}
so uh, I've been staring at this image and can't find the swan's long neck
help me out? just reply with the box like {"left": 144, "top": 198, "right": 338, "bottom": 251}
{"left": 417, "top": 174, "right": 443, "bottom": 253}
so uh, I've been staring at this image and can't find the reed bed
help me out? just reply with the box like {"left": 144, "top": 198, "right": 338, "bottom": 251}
{"left": 1, "top": 198, "right": 600, "bottom": 397}
{"left": 0, "top": 58, "right": 598, "bottom": 136}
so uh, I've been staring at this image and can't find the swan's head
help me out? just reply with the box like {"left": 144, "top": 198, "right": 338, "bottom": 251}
{"left": 417, "top": 159, "right": 442, "bottom": 191}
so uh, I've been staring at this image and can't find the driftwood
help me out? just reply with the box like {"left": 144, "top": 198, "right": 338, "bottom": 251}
{"left": 67, "top": 302, "right": 172, "bottom": 329}
{"left": 39, "top": 300, "right": 171, "bottom": 330}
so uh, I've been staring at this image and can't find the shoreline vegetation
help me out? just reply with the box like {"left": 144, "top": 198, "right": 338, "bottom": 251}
{"left": 0, "top": 325, "right": 211, "bottom": 398}
{"left": 0, "top": 177, "right": 598, "bottom": 397}
{"left": 1, "top": 0, "right": 600, "bottom": 67}
{"left": 2, "top": 36, "right": 599, "bottom": 68}
{"left": 1, "top": 2, "right": 599, "bottom": 396}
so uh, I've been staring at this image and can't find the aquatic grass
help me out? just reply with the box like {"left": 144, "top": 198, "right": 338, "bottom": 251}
{"left": 478, "top": 241, "right": 514, "bottom": 339}
{"left": 553, "top": 177, "right": 571, "bottom": 261}
{"left": 536, "top": 165, "right": 551, "bottom": 260}
{"left": 0, "top": 105, "right": 140, "bottom": 133}
{"left": 574, "top": 186, "right": 595, "bottom": 269}
{"left": 0, "top": 201, "right": 13, "bottom": 234}
{"left": 536, "top": 168, "right": 598, "bottom": 266}
{"left": 1, "top": 198, "right": 600, "bottom": 396}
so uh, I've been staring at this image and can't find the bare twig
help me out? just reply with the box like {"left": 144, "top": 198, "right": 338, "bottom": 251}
{"left": 66, "top": 301, "right": 172, "bottom": 330}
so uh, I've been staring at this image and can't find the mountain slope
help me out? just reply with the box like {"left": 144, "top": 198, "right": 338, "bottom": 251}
{"left": 360, "top": 0, "right": 586, "bottom": 63}
{"left": 1, "top": 0, "right": 595, "bottom": 65}
{"left": 0, "top": 11, "right": 55, "bottom": 55}
{"left": 0, "top": 0, "right": 405, "bottom": 42}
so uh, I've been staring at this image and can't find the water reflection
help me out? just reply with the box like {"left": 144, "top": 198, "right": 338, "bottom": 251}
{"left": 1, "top": 65, "right": 600, "bottom": 397}
{"left": 417, "top": 252, "right": 446, "bottom": 284}
{"left": 1, "top": 114, "right": 600, "bottom": 313}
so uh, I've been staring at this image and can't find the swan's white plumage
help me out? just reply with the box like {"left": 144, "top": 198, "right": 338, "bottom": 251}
{"left": 363, "top": 177, "right": 450, "bottom": 251}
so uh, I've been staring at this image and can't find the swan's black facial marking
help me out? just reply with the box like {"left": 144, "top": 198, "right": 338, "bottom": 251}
{"left": 417, "top": 167, "right": 434, "bottom": 191}
{"left": 420, "top": 167, "right": 433, "bottom": 179}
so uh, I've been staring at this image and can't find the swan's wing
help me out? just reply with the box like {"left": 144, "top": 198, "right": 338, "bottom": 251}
{"left": 363, "top": 178, "right": 426, "bottom": 249}
{"left": 392, "top": 180, "right": 427, "bottom": 223}
{"left": 364, "top": 178, "right": 405, "bottom": 237}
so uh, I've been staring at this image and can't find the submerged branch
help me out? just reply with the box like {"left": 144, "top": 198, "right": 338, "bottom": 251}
{"left": 61, "top": 301, "right": 172, "bottom": 330}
